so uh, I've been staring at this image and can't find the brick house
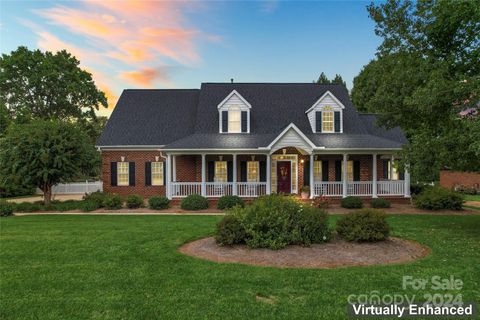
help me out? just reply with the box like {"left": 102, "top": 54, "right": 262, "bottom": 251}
{"left": 97, "top": 83, "right": 410, "bottom": 199}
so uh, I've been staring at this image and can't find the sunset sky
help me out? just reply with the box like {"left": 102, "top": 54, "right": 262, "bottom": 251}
{"left": 0, "top": 0, "right": 381, "bottom": 117}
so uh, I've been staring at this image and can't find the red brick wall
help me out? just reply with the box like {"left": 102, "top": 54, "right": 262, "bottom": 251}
{"left": 440, "top": 170, "right": 480, "bottom": 190}
{"left": 102, "top": 150, "right": 166, "bottom": 197}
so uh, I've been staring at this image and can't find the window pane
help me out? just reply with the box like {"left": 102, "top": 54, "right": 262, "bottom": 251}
{"left": 215, "top": 161, "right": 227, "bottom": 182}
{"left": 117, "top": 162, "right": 129, "bottom": 186}
{"left": 229, "top": 106, "right": 241, "bottom": 132}
{"left": 247, "top": 161, "right": 259, "bottom": 182}
{"left": 322, "top": 111, "right": 334, "bottom": 132}
{"left": 341, "top": 160, "right": 354, "bottom": 181}
{"left": 313, "top": 161, "right": 322, "bottom": 181}
{"left": 152, "top": 162, "right": 164, "bottom": 186}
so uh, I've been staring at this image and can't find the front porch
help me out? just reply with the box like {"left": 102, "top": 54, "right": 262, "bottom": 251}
{"left": 164, "top": 148, "right": 411, "bottom": 199}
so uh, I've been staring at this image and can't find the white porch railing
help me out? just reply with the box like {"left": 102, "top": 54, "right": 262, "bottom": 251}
{"left": 313, "top": 181, "right": 405, "bottom": 196}
{"left": 377, "top": 181, "right": 404, "bottom": 196}
{"left": 347, "top": 181, "right": 373, "bottom": 196}
{"left": 36, "top": 181, "right": 102, "bottom": 195}
{"left": 313, "top": 182, "right": 343, "bottom": 196}
{"left": 237, "top": 182, "right": 267, "bottom": 197}
{"left": 171, "top": 182, "right": 202, "bottom": 197}
{"left": 206, "top": 182, "right": 233, "bottom": 197}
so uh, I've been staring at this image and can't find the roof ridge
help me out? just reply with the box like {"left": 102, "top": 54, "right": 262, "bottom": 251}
{"left": 201, "top": 82, "right": 343, "bottom": 85}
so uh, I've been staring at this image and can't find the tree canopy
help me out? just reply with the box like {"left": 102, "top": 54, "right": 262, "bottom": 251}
{"left": 0, "top": 120, "right": 100, "bottom": 203}
{"left": 0, "top": 46, "right": 107, "bottom": 126}
{"left": 315, "top": 72, "right": 347, "bottom": 87}
{"left": 351, "top": 0, "right": 480, "bottom": 181}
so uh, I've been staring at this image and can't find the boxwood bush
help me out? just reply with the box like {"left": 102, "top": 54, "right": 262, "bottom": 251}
{"left": 215, "top": 194, "right": 330, "bottom": 249}
{"left": 80, "top": 200, "right": 100, "bottom": 212}
{"left": 103, "top": 194, "right": 123, "bottom": 210}
{"left": 217, "top": 195, "right": 245, "bottom": 210}
{"left": 336, "top": 209, "right": 390, "bottom": 242}
{"left": 125, "top": 194, "right": 144, "bottom": 208}
{"left": 14, "top": 202, "right": 42, "bottom": 212}
{"left": 215, "top": 214, "right": 246, "bottom": 246}
{"left": 181, "top": 194, "right": 209, "bottom": 210}
{"left": 341, "top": 196, "right": 363, "bottom": 209}
{"left": 83, "top": 191, "right": 109, "bottom": 208}
{"left": 371, "top": 198, "right": 391, "bottom": 208}
{"left": 0, "top": 201, "right": 14, "bottom": 217}
{"left": 413, "top": 187, "right": 464, "bottom": 210}
{"left": 148, "top": 196, "right": 170, "bottom": 210}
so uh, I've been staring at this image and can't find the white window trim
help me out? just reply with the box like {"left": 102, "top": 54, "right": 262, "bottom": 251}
{"left": 117, "top": 162, "right": 129, "bottom": 186}
{"left": 151, "top": 161, "right": 164, "bottom": 186}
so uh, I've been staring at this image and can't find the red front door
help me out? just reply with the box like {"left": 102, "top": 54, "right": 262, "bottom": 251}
{"left": 277, "top": 161, "right": 291, "bottom": 194}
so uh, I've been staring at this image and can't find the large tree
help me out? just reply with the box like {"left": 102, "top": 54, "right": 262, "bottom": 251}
{"left": 0, "top": 120, "right": 99, "bottom": 204}
{"left": 0, "top": 46, "right": 107, "bottom": 129}
{"left": 351, "top": 0, "right": 480, "bottom": 181}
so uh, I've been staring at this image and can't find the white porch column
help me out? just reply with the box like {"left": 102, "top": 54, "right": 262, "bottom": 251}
{"left": 404, "top": 166, "right": 411, "bottom": 198}
{"left": 166, "top": 154, "right": 172, "bottom": 199}
{"left": 309, "top": 154, "right": 314, "bottom": 198}
{"left": 172, "top": 155, "right": 177, "bottom": 182}
{"left": 266, "top": 154, "right": 271, "bottom": 194}
{"left": 342, "top": 153, "right": 348, "bottom": 198}
{"left": 232, "top": 154, "right": 237, "bottom": 195}
{"left": 372, "top": 154, "right": 378, "bottom": 198}
{"left": 201, "top": 154, "right": 206, "bottom": 196}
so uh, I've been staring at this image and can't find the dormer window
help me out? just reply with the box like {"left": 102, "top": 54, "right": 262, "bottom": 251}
{"left": 228, "top": 105, "right": 241, "bottom": 132}
{"left": 306, "top": 91, "right": 344, "bottom": 133}
{"left": 218, "top": 90, "right": 251, "bottom": 133}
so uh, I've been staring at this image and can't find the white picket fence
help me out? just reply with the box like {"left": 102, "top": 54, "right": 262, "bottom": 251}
{"left": 36, "top": 181, "right": 103, "bottom": 195}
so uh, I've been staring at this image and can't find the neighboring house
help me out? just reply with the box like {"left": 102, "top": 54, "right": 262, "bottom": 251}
{"left": 96, "top": 83, "right": 410, "bottom": 199}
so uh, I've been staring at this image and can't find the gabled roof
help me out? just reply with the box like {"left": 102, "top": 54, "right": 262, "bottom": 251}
{"left": 304, "top": 90, "right": 346, "bottom": 113}
{"left": 97, "top": 83, "right": 408, "bottom": 150}
{"left": 217, "top": 90, "right": 252, "bottom": 109}
{"left": 266, "top": 123, "right": 316, "bottom": 150}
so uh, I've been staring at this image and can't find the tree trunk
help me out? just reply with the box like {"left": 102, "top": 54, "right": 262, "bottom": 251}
{"left": 43, "top": 185, "right": 52, "bottom": 205}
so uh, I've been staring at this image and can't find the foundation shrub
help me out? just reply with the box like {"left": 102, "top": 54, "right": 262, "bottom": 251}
{"left": 336, "top": 209, "right": 390, "bottom": 242}
{"left": 125, "top": 194, "right": 144, "bottom": 209}
{"left": 371, "top": 198, "right": 391, "bottom": 208}
{"left": 181, "top": 194, "right": 208, "bottom": 210}
{"left": 217, "top": 195, "right": 245, "bottom": 210}
{"left": 148, "top": 196, "right": 170, "bottom": 210}
{"left": 341, "top": 196, "right": 363, "bottom": 209}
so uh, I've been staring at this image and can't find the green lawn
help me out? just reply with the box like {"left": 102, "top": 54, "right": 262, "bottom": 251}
{"left": 1, "top": 215, "right": 479, "bottom": 320}
{"left": 465, "top": 194, "right": 480, "bottom": 201}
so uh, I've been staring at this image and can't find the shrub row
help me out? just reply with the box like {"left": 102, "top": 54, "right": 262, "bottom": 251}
{"left": 340, "top": 196, "right": 391, "bottom": 209}
{"left": 413, "top": 186, "right": 464, "bottom": 210}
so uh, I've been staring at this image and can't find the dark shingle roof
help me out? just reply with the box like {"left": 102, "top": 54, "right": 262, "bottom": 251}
{"left": 97, "top": 89, "right": 198, "bottom": 146}
{"left": 97, "top": 83, "right": 408, "bottom": 150}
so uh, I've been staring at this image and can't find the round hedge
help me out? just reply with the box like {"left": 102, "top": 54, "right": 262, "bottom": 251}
{"left": 336, "top": 209, "right": 390, "bottom": 242}
{"left": 181, "top": 194, "right": 209, "bottom": 210}
{"left": 125, "top": 194, "right": 144, "bottom": 209}
{"left": 217, "top": 195, "right": 245, "bottom": 210}
{"left": 341, "top": 196, "right": 363, "bottom": 209}
{"left": 148, "top": 196, "right": 170, "bottom": 210}
{"left": 371, "top": 198, "right": 391, "bottom": 208}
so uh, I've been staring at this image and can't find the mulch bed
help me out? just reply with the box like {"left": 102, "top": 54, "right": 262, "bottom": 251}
{"left": 179, "top": 236, "right": 430, "bottom": 269}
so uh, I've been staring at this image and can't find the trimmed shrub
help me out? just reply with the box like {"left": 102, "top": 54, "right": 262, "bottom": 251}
{"left": 414, "top": 187, "right": 464, "bottom": 210}
{"left": 125, "top": 194, "right": 144, "bottom": 209}
{"left": 80, "top": 200, "right": 100, "bottom": 212}
{"left": 103, "top": 194, "right": 123, "bottom": 210}
{"left": 294, "top": 206, "right": 330, "bottom": 245}
{"left": 371, "top": 198, "right": 391, "bottom": 208}
{"left": 215, "top": 214, "right": 246, "bottom": 246}
{"left": 148, "top": 196, "right": 170, "bottom": 210}
{"left": 181, "top": 194, "right": 209, "bottom": 210}
{"left": 14, "top": 202, "right": 41, "bottom": 212}
{"left": 217, "top": 195, "right": 245, "bottom": 210}
{"left": 341, "top": 196, "right": 363, "bottom": 209}
{"left": 336, "top": 209, "right": 390, "bottom": 242}
{"left": 52, "top": 200, "right": 83, "bottom": 211}
{"left": 0, "top": 201, "right": 14, "bottom": 217}
{"left": 83, "top": 191, "right": 109, "bottom": 208}
{"left": 215, "top": 194, "right": 330, "bottom": 249}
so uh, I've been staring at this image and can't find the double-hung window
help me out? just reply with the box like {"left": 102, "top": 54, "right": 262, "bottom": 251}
{"left": 322, "top": 111, "right": 334, "bottom": 132}
{"left": 313, "top": 161, "right": 322, "bottom": 181}
{"left": 247, "top": 161, "right": 259, "bottom": 182}
{"left": 341, "top": 160, "right": 354, "bottom": 181}
{"left": 117, "top": 162, "right": 129, "bottom": 186}
{"left": 215, "top": 161, "right": 228, "bottom": 182}
{"left": 151, "top": 162, "right": 164, "bottom": 186}
{"left": 228, "top": 106, "right": 241, "bottom": 132}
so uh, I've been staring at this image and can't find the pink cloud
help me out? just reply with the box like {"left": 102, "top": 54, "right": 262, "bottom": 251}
{"left": 28, "top": 0, "right": 218, "bottom": 114}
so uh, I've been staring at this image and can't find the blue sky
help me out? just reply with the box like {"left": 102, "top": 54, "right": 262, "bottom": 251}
{"left": 0, "top": 1, "right": 381, "bottom": 115}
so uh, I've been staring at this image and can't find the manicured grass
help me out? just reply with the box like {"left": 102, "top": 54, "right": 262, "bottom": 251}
{"left": 465, "top": 194, "right": 480, "bottom": 201}
{"left": 1, "top": 215, "right": 479, "bottom": 319}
